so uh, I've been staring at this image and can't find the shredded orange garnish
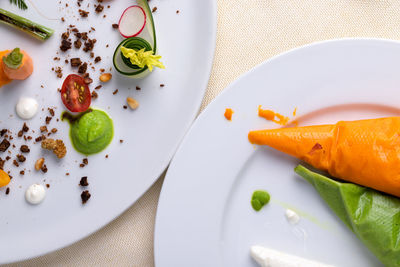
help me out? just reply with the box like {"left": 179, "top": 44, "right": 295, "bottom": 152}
{"left": 258, "top": 106, "right": 289, "bottom": 125}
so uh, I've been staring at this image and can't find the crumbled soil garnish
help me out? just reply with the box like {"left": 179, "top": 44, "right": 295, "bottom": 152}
{"left": 81, "top": 32, "right": 88, "bottom": 40}
{"left": 60, "top": 39, "right": 72, "bottom": 51}
{"left": 0, "top": 158, "right": 3, "bottom": 170}
{"left": 79, "top": 163, "right": 85, "bottom": 168}
{"left": 95, "top": 4, "right": 104, "bottom": 13}
{"left": 123, "top": 105, "right": 128, "bottom": 109}
{"left": 80, "top": 176, "right": 89, "bottom": 186}
{"left": 46, "top": 184, "right": 50, "bottom": 188}
{"left": 13, "top": 160, "right": 19, "bottom": 167}
{"left": 5, "top": 187, "right": 10, "bottom": 195}
{"left": 61, "top": 17, "right": 65, "bottom": 22}
{"left": 20, "top": 145, "right": 30, "bottom": 153}
{"left": 112, "top": 89, "right": 118, "bottom": 95}
{"left": 22, "top": 123, "right": 29, "bottom": 132}
{"left": 61, "top": 31, "right": 69, "bottom": 39}
{"left": 100, "top": 68, "right": 105, "bottom": 73}
{"left": 176, "top": 10, "right": 180, "bottom": 14}
{"left": 51, "top": 128, "right": 58, "bottom": 134}
{"left": 71, "top": 58, "right": 82, "bottom": 67}
{"left": 84, "top": 77, "right": 93, "bottom": 84}
{"left": 54, "top": 67, "right": 63, "bottom": 78}
{"left": 41, "top": 164, "right": 48, "bottom": 173}
{"left": 40, "top": 126, "right": 48, "bottom": 132}
{"left": 75, "top": 32, "right": 82, "bottom": 38}
{"left": 48, "top": 108, "right": 55, "bottom": 117}
{"left": 136, "top": 86, "right": 141, "bottom": 90}
{"left": 83, "top": 39, "right": 96, "bottom": 52}
{"left": 91, "top": 91, "right": 98, "bottom": 99}
{"left": 81, "top": 190, "right": 91, "bottom": 204}
{"left": 0, "top": 139, "right": 10, "bottom": 152}
{"left": 17, "top": 130, "right": 23, "bottom": 137}
{"left": 45, "top": 116, "right": 52, "bottom": 124}
{"left": 152, "top": 7, "right": 157, "bottom": 13}
{"left": 12, "top": 144, "right": 16, "bottom": 148}
{"left": 17, "top": 154, "right": 26, "bottom": 162}
{"left": 160, "top": 84, "right": 165, "bottom": 87}
{"left": 74, "top": 39, "right": 82, "bottom": 49}
{"left": 42, "top": 139, "right": 67, "bottom": 158}
{"left": 79, "top": 9, "right": 89, "bottom": 17}
{"left": 0, "top": 129, "right": 7, "bottom": 137}
{"left": 5, "top": 156, "right": 10, "bottom": 161}
{"left": 82, "top": 158, "right": 88, "bottom": 165}
{"left": 120, "top": 140, "right": 123, "bottom": 143}
{"left": 94, "top": 56, "right": 101, "bottom": 63}
{"left": 54, "top": 57, "right": 60, "bottom": 61}
{"left": 66, "top": 172, "right": 70, "bottom": 176}
{"left": 91, "top": 27, "right": 96, "bottom": 31}
{"left": 90, "top": 52, "right": 94, "bottom": 58}
{"left": 95, "top": 85, "right": 102, "bottom": 90}
{"left": 20, "top": 170, "right": 25, "bottom": 175}
{"left": 105, "top": 154, "right": 108, "bottom": 158}
{"left": 112, "top": 23, "right": 119, "bottom": 29}
{"left": 27, "top": 136, "right": 32, "bottom": 140}
{"left": 78, "top": 62, "right": 88, "bottom": 74}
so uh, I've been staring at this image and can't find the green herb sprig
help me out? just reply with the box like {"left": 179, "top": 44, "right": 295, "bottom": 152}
{"left": 9, "top": 0, "right": 28, "bottom": 10}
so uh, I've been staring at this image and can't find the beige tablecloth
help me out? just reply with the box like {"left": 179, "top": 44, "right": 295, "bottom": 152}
{"left": 7, "top": 0, "right": 400, "bottom": 266}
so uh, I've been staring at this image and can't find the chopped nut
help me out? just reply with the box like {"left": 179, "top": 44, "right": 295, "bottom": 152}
{"left": 78, "top": 62, "right": 88, "bottom": 74}
{"left": 17, "top": 154, "right": 26, "bottom": 162}
{"left": 127, "top": 97, "right": 139, "bottom": 110}
{"left": 112, "top": 23, "right": 119, "bottom": 29}
{"left": 40, "top": 126, "right": 48, "bottom": 132}
{"left": 70, "top": 58, "right": 82, "bottom": 67}
{"left": 99, "top": 73, "right": 112, "bottom": 82}
{"left": 35, "top": 158, "right": 45, "bottom": 171}
{"left": 51, "top": 128, "right": 58, "bottom": 133}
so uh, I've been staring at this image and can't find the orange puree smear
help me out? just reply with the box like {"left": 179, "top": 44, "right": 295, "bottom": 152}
{"left": 258, "top": 106, "right": 289, "bottom": 125}
{"left": 224, "top": 108, "right": 233, "bottom": 121}
{"left": 0, "top": 50, "right": 12, "bottom": 88}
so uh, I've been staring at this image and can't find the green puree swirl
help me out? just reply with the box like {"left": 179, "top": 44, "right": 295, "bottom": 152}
{"left": 62, "top": 109, "right": 114, "bottom": 155}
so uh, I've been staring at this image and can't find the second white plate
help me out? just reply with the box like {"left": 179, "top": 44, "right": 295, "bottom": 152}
{"left": 154, "top": 39, "right": 400, "bottom": 267}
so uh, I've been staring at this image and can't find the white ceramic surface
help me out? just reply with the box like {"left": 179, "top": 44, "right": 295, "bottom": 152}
{"left": 0, "top": 0, "right": 216, "bottom": 263}
{"left": 154, "top": 39, "right": 400, "bottom": 267}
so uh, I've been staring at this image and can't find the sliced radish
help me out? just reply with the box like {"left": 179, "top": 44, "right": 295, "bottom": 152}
{"left": 118, "top": 5, "right": 147, "bottom": 38}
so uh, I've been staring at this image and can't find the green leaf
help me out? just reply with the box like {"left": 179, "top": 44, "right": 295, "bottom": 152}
{"left": 295, "top": 165, "right": 400, "bottom": 267}
{"left": 2, "top": 48, "right": 23, "bottom": 69}
{"left": 9, "top": 0, "right": 27, "bottom": 10}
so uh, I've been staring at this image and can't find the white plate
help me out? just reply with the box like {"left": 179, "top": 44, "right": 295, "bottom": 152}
{"left": 0, "top": 0, "right": 215, "bottom": 263}
{"left": 154, "top": 39, "right": 400, "bottom": 267}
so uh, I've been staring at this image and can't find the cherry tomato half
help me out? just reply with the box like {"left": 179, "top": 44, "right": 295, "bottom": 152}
{"left": 61, "top": 74, "right": 91, "bottom": 112}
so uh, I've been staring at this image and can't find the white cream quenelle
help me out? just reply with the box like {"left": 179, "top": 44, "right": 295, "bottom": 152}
{"left": 16, "top": 97, "right": 38, "bottom": 120}
{"left": 25, "top": 184, "right": 46, "bottom": 205}
{"left": 250, "top": 246, "right": 334, "bottom": 267}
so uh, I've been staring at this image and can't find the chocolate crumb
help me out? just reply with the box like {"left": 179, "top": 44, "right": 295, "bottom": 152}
{"left": 0, "top": 157, "right": 4, "bottom": 170}
{"left": 152, "top": 7, "right": 157, "bottom": 13}
{"left": 5, "top": 187, "right": 10, "bottom": 195}
{"left": 136, "top": 86, "right": 141, "bottom": 90}
{"left": 60, "top": 39, "right": 72, "bottom": 51}
{"left": 71, "top": 58, "right": 82, "bottom": 67}
{"left": 51, "top": 128, "right": 58, "bottom": 134}
{"left": 20, "top": 145, "right": 30, "bottom": 153}
{"left": 20, "top": 170, "right": 25, "bottom": 175}
{"left": 48, "top": 108, "right": 55, "bottom": 117}
{"left": 94, "top": 56, "right": 101, "bottom": 63}
{"left": 79, "top": 163, "right": 85, "bottom": 168}
{"left": 123, "top": 105, "right": 128, "bottom": 109}
{"left": 18, "top": 130, "right": 23, "bottom": 137}
{"left": 80, "top": 176, "right": 89, "bottom": 186}
{"left": 79, "top": 9, "right": 89, "bottom": 17}
{"left": 78, "top": 62, "right": 88, "bottom": 74}
{"left": 13, "top": 160, "right": 19, "bottom": 167}
{"left": 0, "top": 129, "right": 7, "bottom": 137}
{"left": 17, "top": 154, "right": 26, "bottom": 162}
{"left": 95, "top": 4, "right": 104, "bottom": 13}
{"left": 45, "top": 116, "right": 52, "bottom": 124}
{"left": 81, "top": 190, "right": 91, "bottom": 204}
{"left": 46, "top": 184, "right": 50, "bottom": 188}
{"left": 112, "top": 23, "right": 119, "bottom": 29}
{"left": 22, "top": 123, "right": 29, "bottom": 132}
{"left": 40, "top": 126, "right": 48, "bottom": 132}
{"left": 120, "top": 139, "right": 124, "bottom": 143}
{"left": 112, "top": 89, "right": 118, "bottom": 95}
{"left": 83, "top": 158, "right": 88, "bottom": 165}
{"left": 0, "top": 139, "right": 10, "bottom": 152}
{"left": 95, "top": 85, "right": 102, "bottom": 90}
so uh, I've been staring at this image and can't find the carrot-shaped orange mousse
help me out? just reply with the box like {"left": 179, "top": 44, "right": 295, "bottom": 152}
{"left": 248, "top": 117, "right": 400, "bottom": 197}
{"left": 1, "top": 48, "right": 33, "bottom": 80}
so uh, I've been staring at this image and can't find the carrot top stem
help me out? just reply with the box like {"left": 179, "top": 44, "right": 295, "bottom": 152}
{"left": 3, "top": 47, "right": 23, "bottom": 69}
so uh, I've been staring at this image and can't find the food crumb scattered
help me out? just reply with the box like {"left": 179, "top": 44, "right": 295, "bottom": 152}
{"left": 81, "top": 190, "right": 91, "bottom": 204}
{"left": 80, "top": 176, "right": 89, "bottom": 186}
{"left": 41, "top": 139, "right": 67, "bottom": 158}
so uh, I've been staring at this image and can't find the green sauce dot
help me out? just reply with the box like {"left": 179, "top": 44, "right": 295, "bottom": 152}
{"left": 251, "top": 190, "right": 270, "bottom": 211}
